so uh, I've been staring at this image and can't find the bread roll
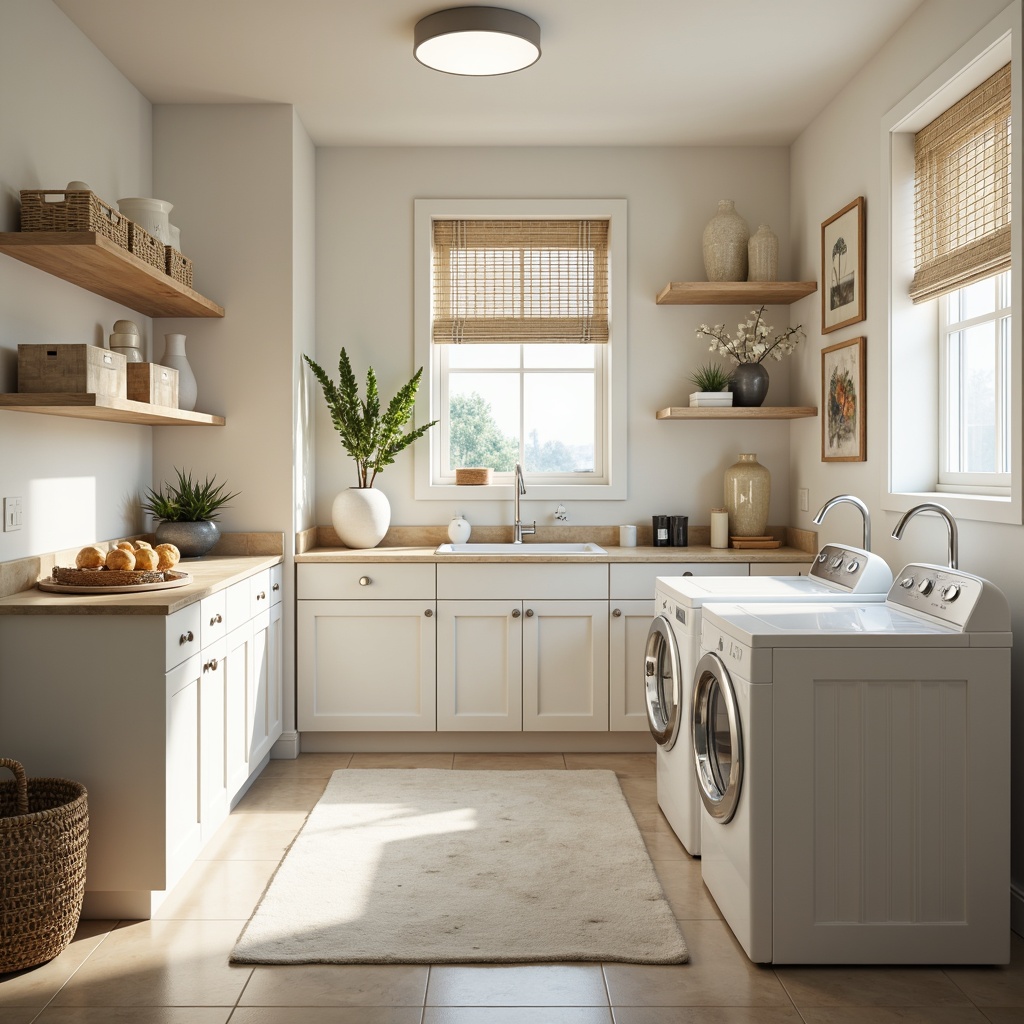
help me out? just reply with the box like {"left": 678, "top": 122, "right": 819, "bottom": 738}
{"left": 133, "top": 540, "right": 153, "bottom": 550}
{"left": 105, "top": 547, "right": 136, "bottom": 571}
{"left": 134, "top": 547, "right": 159, "bottom": 571}
{"left": 155, "top": 543, "right": 181, "bottom": 570}
{"left": 116, "top": 541, "right": 135, "bottom": 552}
{"left": 75, "top": 545, "right": 106, "bottom": 569}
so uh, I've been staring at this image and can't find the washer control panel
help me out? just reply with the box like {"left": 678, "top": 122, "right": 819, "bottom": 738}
{"left": 808, "top": 543, "right": 893, "bottom": 594}
{"left": 887, "top": 563, "right": 1008, "bottom": 631}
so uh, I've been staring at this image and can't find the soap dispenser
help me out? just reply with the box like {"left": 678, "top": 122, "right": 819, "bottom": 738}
{"left": 447, "top": 512, "right": 471, "bottom": 544}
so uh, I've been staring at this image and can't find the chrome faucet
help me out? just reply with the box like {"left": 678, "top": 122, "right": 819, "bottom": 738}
{"left": 891, "top": 502, "right": 959, "bottom": 570}
{"left": 513, "top": 463, "right": 536, "bottom": 544}
{"left": 813, "top": 494, "right": 871, "bottom": 551}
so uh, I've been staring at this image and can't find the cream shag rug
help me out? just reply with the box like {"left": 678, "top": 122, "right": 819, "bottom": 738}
{"left": 231, "top": 769, "right": 688, "bottom": 965}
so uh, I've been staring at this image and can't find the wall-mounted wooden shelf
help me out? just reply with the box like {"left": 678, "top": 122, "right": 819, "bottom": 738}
{"left": 0, "top": 232, "right": 224, "bottom": 318}
{"left": 0, "top": 393, "right": 225, "bottom": 426}
{"left": 656, "top": 281, "right": 818, "bottom": 305}
{"left": 657, "top": 406, "right": 817, "bottom": 420}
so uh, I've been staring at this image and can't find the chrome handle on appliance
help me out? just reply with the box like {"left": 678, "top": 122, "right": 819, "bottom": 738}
{"left": 525, "top": 608, "right": 534, "bottom": 617}
{"left": 612, "top": 608, "right": 622, "bottom": 617}
{"left": 511, "top": 609, "right": 521, "bottom": 618}
{"left": 210, "top": 613, "right": 223, "bottom": 626}
{"left": 358, "top": 576, "right": 371, "bottom": 586}
{"left": 424, "top": 608, "right": 433, "bottom": 617}
{"left": 179, "top": 630, "right": 194, "bottom": 645}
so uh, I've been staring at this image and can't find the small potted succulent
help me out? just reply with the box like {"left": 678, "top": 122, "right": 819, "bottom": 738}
{"left": 687, "top": 362, "right": 734, "bottom": 408}
{"left": 141, "top": 468, "right": 239, "bottom": 558}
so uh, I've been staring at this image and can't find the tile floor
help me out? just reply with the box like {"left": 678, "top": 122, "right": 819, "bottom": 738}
{"left": 2, "top": 751, "right": 1023, "bottom": 1023}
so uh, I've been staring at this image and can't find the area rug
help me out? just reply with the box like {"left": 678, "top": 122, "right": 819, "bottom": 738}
{"left": 231, "top": 769, "right": 688, "bottom": 965}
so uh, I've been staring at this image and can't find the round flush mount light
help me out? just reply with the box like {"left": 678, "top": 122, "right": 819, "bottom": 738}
{"left": 414, "top": 6, "right": 541, "bottom": 76}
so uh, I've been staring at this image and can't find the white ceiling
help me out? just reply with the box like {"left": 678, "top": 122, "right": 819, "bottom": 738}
{"left": 54, "top": 0, "right": 923, "bottom": 147}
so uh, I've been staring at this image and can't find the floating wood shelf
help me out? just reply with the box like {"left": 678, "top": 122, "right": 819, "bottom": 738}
{"left": 0, "top": 232, "right": 224, "bottom": 317}
{"left": 0, "top": 393, "right": 225, "bottom": 426}
{"left": 657, "top": 406, "right": 817, "bottom": 420}
{"left": 656, "top": 281, "right": 818, "bottom": 305}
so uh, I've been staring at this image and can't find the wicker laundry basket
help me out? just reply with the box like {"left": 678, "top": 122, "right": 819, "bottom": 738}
{"left": 0, "top": 758, "right": 88, "bottom": 973}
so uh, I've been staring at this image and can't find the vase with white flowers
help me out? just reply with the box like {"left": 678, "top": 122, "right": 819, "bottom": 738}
{"left": 695, "top": 305, "right": 805, "bottom": 407}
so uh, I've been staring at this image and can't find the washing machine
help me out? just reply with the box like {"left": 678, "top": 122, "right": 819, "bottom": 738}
{"left": 644, "top": 543, "right": 893, "bottom": 855}
{"left": 692, "top": 563, "right": 1012, "bottom": 964}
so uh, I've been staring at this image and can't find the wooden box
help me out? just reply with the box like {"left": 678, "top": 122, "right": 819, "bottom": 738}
{"left": 127, "top": 362, "right": 178, "bottom": 407}
{"left": 17, "top": 344, "right": 126, "bottom": 398}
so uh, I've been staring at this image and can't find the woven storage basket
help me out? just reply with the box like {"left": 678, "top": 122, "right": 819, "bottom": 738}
{"left": 52, "top": 566, "right": 166, "bottom": 586}
{"left": 164, "top": 246, "right": 193, "bottom": 288}
{"left": 19, "top": 190, "right": 129, "bottom": 250}
{"left": 0, "top": 758, "right": 88, "bottom": 974}
{"left": 127, "top": 222, "right": 164, "bottom": 270}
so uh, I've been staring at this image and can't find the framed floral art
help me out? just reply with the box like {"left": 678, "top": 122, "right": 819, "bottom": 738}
{"left": 822, "top": 336, "right": 866, "bottom": 462}
{"left": 821, "top": 196, "right": 865, "bottom": 334}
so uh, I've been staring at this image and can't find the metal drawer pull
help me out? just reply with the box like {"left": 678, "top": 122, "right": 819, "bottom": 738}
{"left": 612, "top": 608, "right": 622, "bottom": 617}
{"left": 203, "top": 657, "right": 219, "bottom": 672}
{"left": 179, "top": 630, "right": 194, "bottom": 645}
{"left": 272, "top": 583, "right": 280, "bottom": 592}
{"left": 424, "top": 608, "right": 433, "bottom": 617}
{"left": 359, "top": 576, "right": 372, "bottom": 586}
{"left": 210, "top": 613, "right": 223, "bottom": 626}
{"left": 256, "top": 590, "right": 266, "bottom": 601}
{"left": 525, "top": 608, "right": 534, "bottom": 617}
{"left": 511, "top": 609, "right": 521, "bottom": 618}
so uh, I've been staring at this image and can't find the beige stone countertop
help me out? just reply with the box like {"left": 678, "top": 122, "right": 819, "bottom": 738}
{"left": 0, "top": 554, "right": 282, "bottom": 616}
{"left": 296, "top": 544, "right": 814, "bottom": 564}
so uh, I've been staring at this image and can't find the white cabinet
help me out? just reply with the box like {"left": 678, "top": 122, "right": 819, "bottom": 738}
{"left": 165, "top": 654, "right": 202, "bottom": 883}
{"left": 297, "top": 563, "right": 437, "bottom": 731}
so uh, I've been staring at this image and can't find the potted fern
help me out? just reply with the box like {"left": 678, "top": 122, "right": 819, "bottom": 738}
{"left": 141, "top": 468, "right": 239, "bottom": 557}
{"left": 687, "top": 362, "right": 734, "bottom": 408}
{"left": 303, "top": 348, "right": 437, "bottom": 548}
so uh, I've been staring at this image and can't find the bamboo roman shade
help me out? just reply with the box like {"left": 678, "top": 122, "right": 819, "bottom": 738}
{"left": 431, "top": 219, "right": 610, "bottom": 343}
{"left": 911, "top": 63, "right": 1011, "bottom": 303}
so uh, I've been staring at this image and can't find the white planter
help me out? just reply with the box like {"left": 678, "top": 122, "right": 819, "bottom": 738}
{"left": 332, "top": 487, "right": 391, "bottom": 549}
{"left": 689, "top": 391, "right": 734, "bottom": 408}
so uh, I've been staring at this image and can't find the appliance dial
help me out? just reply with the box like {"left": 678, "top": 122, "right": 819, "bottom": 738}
{"left": 899, "top": 576, "right": 915, "bottom": 589}
{"left": 829, "top": 556, "right": 844, "bottom": 569}
{"left": 846, "top": 560, "right": 860, "bottom": 573}
{"left": 817, "top": 552, "right": 828, "bottom": 563}
{"left": 917, "top": 579, "right": 934, "bottom": 595}
{"left": 941, "top": 583, "right": 961, "bottom": 601}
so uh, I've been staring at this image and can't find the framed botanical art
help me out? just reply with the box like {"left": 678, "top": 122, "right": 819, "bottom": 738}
{"left": 821, "top": 196, "right": 866, "bottom": 334}
{"left": 822, "top": 336, "right": 866, "bottom": 462}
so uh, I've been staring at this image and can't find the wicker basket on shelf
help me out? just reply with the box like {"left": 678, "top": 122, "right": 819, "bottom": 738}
{"left": 164, "top": 246, "right": 193, "bottom": 288}
{"left": 127, "top": 222, "right": 165, "bottom": 270}
{"left": 0, "top": 758, "right": 88, "bottom": 974}
{"left": 19, "top": 189, "right": 129, "bottom": 250}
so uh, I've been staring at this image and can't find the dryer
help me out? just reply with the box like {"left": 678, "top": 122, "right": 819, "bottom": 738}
{"left": 693, "top": 564, "right": 1012, "bottom": 964}
{"left": 644, "top": 543, "right": 892, "bottom": 855}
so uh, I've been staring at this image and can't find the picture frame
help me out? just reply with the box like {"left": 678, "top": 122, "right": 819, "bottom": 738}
{"left": 822, "top": 336, "right": 866, "bottom": 462}
{"left": 821, "top": 196, "right": 865, "bottom": 334}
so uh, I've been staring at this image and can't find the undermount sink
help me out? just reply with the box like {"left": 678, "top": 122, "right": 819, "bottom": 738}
{"left": 435, "top": 542, "right": 607, "bottom": 555}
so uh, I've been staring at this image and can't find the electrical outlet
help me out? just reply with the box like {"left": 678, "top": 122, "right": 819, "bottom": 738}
{"left": 798, "top": 488, "right": 809, "bottom": 513}
{"left": 3, "top": 496, "right": 23, "bottom": 532}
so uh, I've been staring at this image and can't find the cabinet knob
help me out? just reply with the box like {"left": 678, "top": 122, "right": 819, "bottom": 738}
{"left": 511, "top": 608, "right": 521, "bottom": 618}
{"left": 210, "top": 613, "right": 222, "bottom": 626}
{"left": 203, "top": 657, "right": 219, "bottom": 672}
{"left": 359, "top": 576, "right": 372, "bottom": 586}
{"left": 256, "top": 590, "right": 267, "bottom": 601}
{"left": 525, "top": 608, "right": 534, "bottom": 617}
{"left": 682, "top": 572, "right": 693, "bottom": 577}
{"left": 272, "top": 583, "right": 280, "bottom": 592}
{"left": 612, "top": 608, "right": 622, "bottom": 617}
{"left": 179, "top": 630, "right": 194, "bottom": 645}
{"left": 424, "top": 608, "right": 433, "bottom": 617}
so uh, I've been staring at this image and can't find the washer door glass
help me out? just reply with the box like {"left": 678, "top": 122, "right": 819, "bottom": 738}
{"left": 643, "top": 615, "right": 682, "bottom": 750}
{"left": 692, "top": 651, "right": 743, "bottom": 822}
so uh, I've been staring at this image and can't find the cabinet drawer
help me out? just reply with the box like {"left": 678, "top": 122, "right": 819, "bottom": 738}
{"left": 225, "top": 578, "right": 251, "bottom": 631}
{"left": 270, "top": 563, "right": 284, "bottom": 605}
{"left": 200, "top": 591, "right": 227, "bottom": 647}
{"left": 297, "top": 562, "right": 435, "bottom": 600}
{"left": 249, "top": 569, "right": 271, "bottom": 617}
{"left": 437, "top": 563, "right": 608, "bottom": 601}
{"left": 610, "top": 561, "right": 748, "bottom": 599}
{"left": 166, "top": 602, "right": 202, "bottom": 671}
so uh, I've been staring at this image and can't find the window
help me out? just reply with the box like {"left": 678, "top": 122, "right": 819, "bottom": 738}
{"left": 414, "top": 199, "right": 627, "bottom": 500}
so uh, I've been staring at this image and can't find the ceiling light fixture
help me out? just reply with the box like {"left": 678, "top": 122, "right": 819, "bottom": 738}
{"left": 414, "top": 6, "right": 541, "bottom": 76}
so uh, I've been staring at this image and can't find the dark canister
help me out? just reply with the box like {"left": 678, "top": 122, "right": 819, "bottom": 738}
{"left": 652, "top": 515, "right": 670, "bottom": 547}
{"left": 669, "top": 515, "right": 689, "bottom": 546}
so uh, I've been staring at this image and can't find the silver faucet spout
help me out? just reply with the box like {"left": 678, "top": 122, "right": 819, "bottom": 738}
{"left": 513, "top": 463, "right": 536, "bottom": 544}
{"left": 813, "top": 494, "right": 871, "bottom": 551}
{"left": 891, "top": 502, "right": 958, "bottom": 570}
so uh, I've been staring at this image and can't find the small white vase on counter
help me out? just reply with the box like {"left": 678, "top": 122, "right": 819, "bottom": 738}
{"left": 747, "top": 224, "right": 779, "bottom": 282}
{"left": 162, "top": 333, "right": 197, "bottom": 411}
{"left": 447, "top": 513, "right": 471, "bottom": 544}
{"left": 332, "top": 487, "right": 391, "bottom": 549}
{"left": 702, "top": 199, "right": 749, "bottom": 282}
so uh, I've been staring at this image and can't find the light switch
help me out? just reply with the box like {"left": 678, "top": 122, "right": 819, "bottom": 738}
{"left": 3, "top": 496, "right": 23, "bottom": 532}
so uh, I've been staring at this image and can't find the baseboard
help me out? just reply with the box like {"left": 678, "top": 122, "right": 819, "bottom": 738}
{"left": 299, "top": 731, "right": 657, "bottom": 754}
{"left": 271, "top": 730, "right": 300, "bottom": 759}
{"left": 1012, "top": 882, "right": 1024, "bottom": 938}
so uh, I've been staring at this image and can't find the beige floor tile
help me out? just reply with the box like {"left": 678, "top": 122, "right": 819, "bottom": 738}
{"left": 239, "top": 964, "right": 428, "bottom": 1006}
{"left": 611, "top": 1008, "right": 804, "bottom": 1023}
{"left": 0, "top": 920, "right": 115, "bottom": 1008}
{"left": 348, "top": 753, "right": 455, "bottom": 769}
{"left": 258, "top": 753, "right": 353, "bottom": 778}
{"left": 563, "top": 754, "right": 656, "bottom": 779}
{"left": 33, "top": 1009, "right": 232, "bottom": 1023}
{"left": 197, "top": 814, "right": 304, "bottom": 862}
{"left": 0, "top": 1011, "right": 39, "bottom": 1024}
{"left": 603, "top": 920, "right": 790, "bottom": 1007}
{"left": 153, "top": 858, "right": 278, "bottom": 921}
{"left": 945, "top": 934, "right": 1024, "bottom": 1007}
{"left": 650, "top": 860, "right": 722, "bottom": 921}
{"left": 797, "top": 1009, "right": 991, "bottom": 1023}
{"left": 230, "top": 1009, "right": 422, "bottom": 1024}
{"left": 452, "top": 754, "right": 567, "bottom": 771}
{"left": 776, "top": 966, "right": 973, "bottom": 1008}
{"left": 231, "top": 777, "right": 328, "bottom": 814}
{"left": 639, "top": 828, "right": 689, "bottom": 862}
{"left": 426, "top": 964, "right": 608, "bottom": 1006}
{"left": 425, "top": 1008, "right": 613, "bottom": 1023}
{"left": 48, "top": 920, "right": 251, "bottom": 1007}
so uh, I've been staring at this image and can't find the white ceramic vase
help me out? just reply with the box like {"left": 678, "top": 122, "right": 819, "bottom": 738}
{"left": 747, "top": 224, "right": 779, "bottom": 281}
{"left": 447, "top": 514, "right": 471, "bottom": 543}
{"left": 702, "top": 199, "right": 749, "bottom": 282}
{"left": 332, "top": 487, "right": 391, "bottom": 549}
{"left": 724, "top": 453, "right": 771, "bottom": 537}
{"left": 162, "top": 333, "right": 197, "bottom": 411}
{"left": 117, "top": 197, "right": 174, "bottom": 244}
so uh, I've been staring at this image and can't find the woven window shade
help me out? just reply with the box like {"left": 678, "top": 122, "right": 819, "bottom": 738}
{"left": 431, "top": 219, "right": 610, "bottom": 343}
{"left": 911, "top": 63, "right": 1011, "bottom": 304}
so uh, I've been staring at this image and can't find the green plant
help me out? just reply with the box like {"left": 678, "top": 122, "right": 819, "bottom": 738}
{"left": 303, "top": 348, "right": 438, "bottom": 488}
{"left": 142, "top": 468, "right": 239, "bottom": 522}
{"left": 688, "top": 362, "right": 733, "bottom": 392}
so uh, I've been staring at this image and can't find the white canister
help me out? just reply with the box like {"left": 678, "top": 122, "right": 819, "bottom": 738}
{"left": 447, "top": 514, "right": 471, "bottom": 544}
{"left": 618, "top": 524, "right": 637, "bottom": 547}
{"left": 710, "top": 508, "right": 730, "bottom": 549}
{"left": 117, "top": 197, "right": 174, "bottom": 244}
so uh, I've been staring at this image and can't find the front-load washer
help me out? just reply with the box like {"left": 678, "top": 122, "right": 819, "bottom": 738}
{"left": 692, "top": 563, "right": 1012, "bottom": 965}
{"left": 644, "top": 543, "right": 893, "bottom": 855}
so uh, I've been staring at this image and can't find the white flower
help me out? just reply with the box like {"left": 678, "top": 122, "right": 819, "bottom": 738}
{"left": 693, "top": 305, "right": 805, "bottom": 365}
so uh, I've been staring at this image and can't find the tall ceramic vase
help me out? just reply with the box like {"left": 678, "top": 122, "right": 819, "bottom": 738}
{"left": 702, "top": 199, "right": 749, "bottom": 282}
{"left": 162, "top": 334, "right": 198, "bottom": 411}
{"left": 724, "top": 453, "right": 770, "bottom": 537}
{"left": 332, "top": 487, "right": 391, "bottom": 549}
{"left": 747, "top": 224, "right": 779, "bottom": 282}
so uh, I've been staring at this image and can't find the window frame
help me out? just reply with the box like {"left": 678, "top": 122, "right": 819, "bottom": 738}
{"left": 414, "top": 198, "right": 628, "bottom": 501}
{"left": 882, "top": 4, "right": 1021, "bottom": 525}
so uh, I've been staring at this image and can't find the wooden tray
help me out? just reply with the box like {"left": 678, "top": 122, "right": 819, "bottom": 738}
{"left": 37, "top": 569, "right": 192, "bottom": 594}
{"left": 729, "top": 536, "right": 781, "bottom": 549}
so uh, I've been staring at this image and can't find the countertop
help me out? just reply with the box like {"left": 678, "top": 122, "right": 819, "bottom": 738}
{"left": 0, "top": 554, "right": 282, "bottom": 616}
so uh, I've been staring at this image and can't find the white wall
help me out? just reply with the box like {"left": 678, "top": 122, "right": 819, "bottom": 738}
{"left": 0, "top": 0, "right": 154, "bottom": 557}
{"left": 786, "top": 0, "right": 1024, "bottom": 917}
{"left": 314, "top": 146, "right": 798, "bottom": 531}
